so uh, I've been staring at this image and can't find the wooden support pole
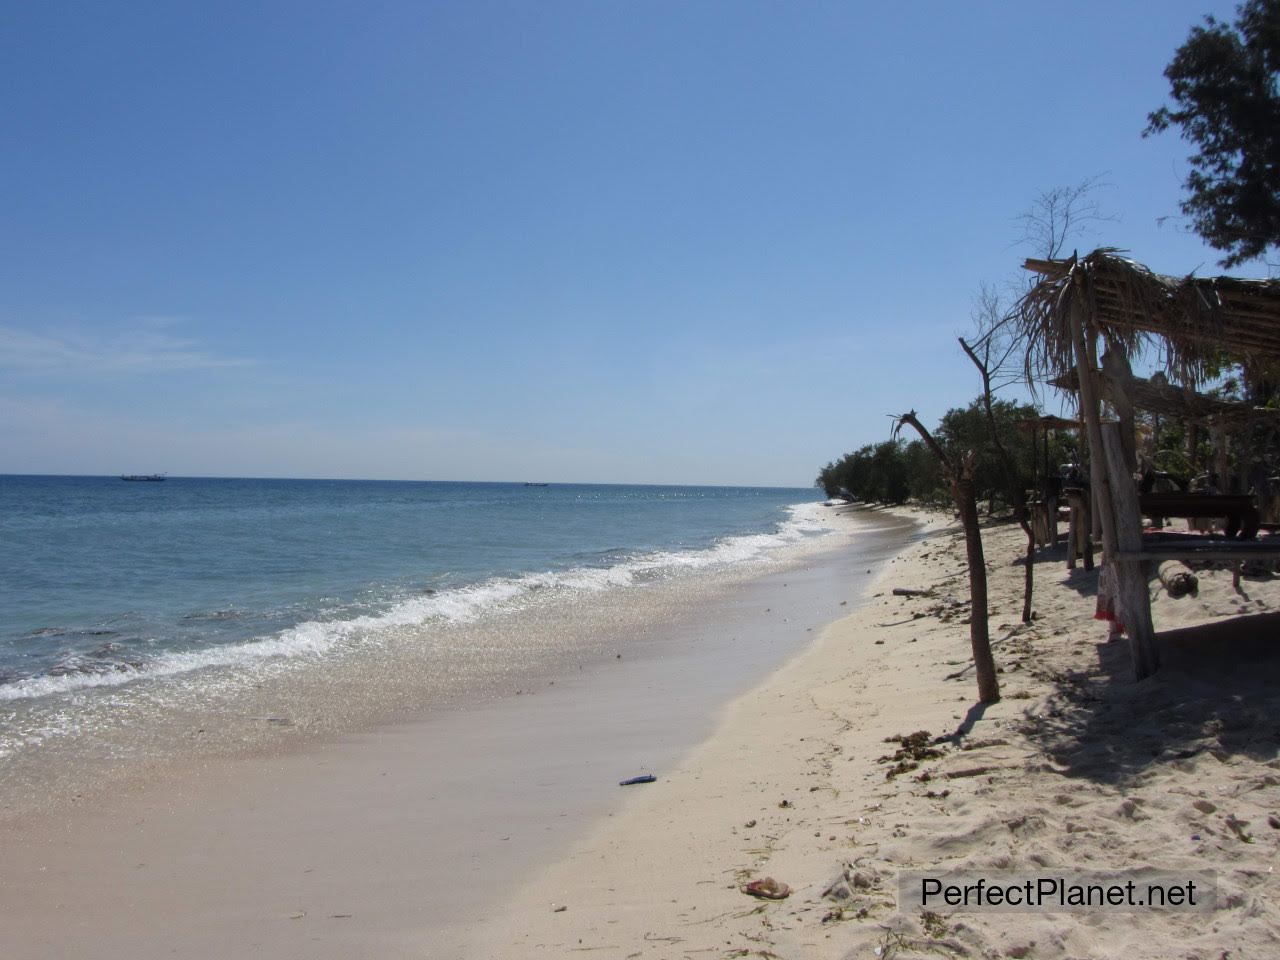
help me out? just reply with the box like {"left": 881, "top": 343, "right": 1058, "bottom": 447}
{"left": 1043, "top": 425, "right": 1051, "bottom": 496}
{"left": 1069, "top": 287, "right": 1133, "bottom": 647}
{"left": 1066, "top": 490, "right": 1091, "bottom": 570}
{"left": 1100, "top": 348, "right": 1139, "bottom": 475}
{"left": 1068, "top": 295, "right": 1119, "bottom": 559}
{"left": 1032, "top": 426, "right": 1041, "bottom": 494}
{"left": 1210, "top": 422, "right": 1230, "bottom": 494}
{"left": 1101, "top": 422, "right": 1160, "bottom": 678}
{"left": 1066, "top": 496, "right": 1079, "bottom": 569}
{"left": 1081, "top": 496, "right": 1094, "bottom": 572}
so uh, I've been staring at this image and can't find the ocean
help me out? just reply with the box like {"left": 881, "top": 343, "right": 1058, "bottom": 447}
{"left": 0, "top": 476, "right": 833, "bottom": 769}
{"left": 0, "top": 477, "right": 920, "bottom": 958}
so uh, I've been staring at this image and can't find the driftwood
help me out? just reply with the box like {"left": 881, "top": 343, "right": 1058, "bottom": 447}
{"left": 1157, "top": 560, "right": 1199, "bottom": 598}
{"left": 892, "top": 587, "right": 935, "bottom": 598}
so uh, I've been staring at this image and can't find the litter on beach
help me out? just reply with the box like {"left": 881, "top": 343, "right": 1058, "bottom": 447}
{"left": 743, "top": 877, "right": 791, "bottom": 900}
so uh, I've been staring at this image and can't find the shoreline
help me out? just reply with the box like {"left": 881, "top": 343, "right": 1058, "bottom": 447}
{"left": 0, "top": 498, "right": 849, "bottom": 821}
{"left": 0, "top": 503, "right": 919, "bottom": 959}
{"left": 472, "top": 507, "right": 1280, "bottom": 959}
{"left": 9, "top": 502, "right": 1275, "bottom": 959}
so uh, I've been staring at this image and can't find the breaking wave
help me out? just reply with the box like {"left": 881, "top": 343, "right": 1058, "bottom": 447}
{"left": 0, "top": 503, "right": 835, "bottom": 703}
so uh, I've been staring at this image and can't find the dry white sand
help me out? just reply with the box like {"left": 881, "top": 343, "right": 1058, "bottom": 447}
{"left": 473, "top": 508, "right": 1280, "bottom": 960}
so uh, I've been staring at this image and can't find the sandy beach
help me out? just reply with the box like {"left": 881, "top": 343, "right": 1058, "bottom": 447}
{"left": 4, "top": 503, "right": 1278, "bottom": 959}
{"left": 473, "top": 506, "right": 1280, "bottom": 960}
{"left": 0, "top": 504, "right": 918, "bottom": 959}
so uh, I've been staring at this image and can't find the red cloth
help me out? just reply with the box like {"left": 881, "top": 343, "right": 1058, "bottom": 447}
{"left": 1094, "top": 563, "right": 1124, "bottom": 632}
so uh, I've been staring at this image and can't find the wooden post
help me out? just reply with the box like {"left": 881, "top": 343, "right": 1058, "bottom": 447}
{"left": 1066, "top": 495, "right": 1079, "bottom": 569}
{"left": 1069, "top": 287, "right": 1128, "bottom": 644}
{"left": 1101, "top": 422, "right": 1160, "bottom": 678}
{"left": 1065, "top": 490, "right": 1095, "bottom": 571}
{"left": 1210, "top": 422, "right": 1230, "bottom": 493}
{"left": 1080, "top": 492, "right": 1094, "bottom": 571}
{"left": 1068, "top": 295, "right": 1119, "bottom": 558}
{"left": 1043, "top": 423, "right": 1051, "bottom": 496}
{"left": 1100, "top": 348, "right": 1139, "bottom": 474}
{"left": 1238, "top": 415, "right": 1254, "bottom": 499}
{"left": 1031, "top": 424, "right": 1040, "bottom": 494}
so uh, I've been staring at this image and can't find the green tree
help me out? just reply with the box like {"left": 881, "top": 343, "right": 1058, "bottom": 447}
{"left": 816, "top": 440, "right": 940, "bottom": 505}
{"left": 870, "top": 440, "right": 910, "bottom": 505}
{"left": 903, "top": 438, "right": 947, "bottom": 504}
{"left": 935, "top": 397, "right": 1054, "bottom": 511}
{"left": 1145, "top": 0, "right": 1280, "bottom": 267}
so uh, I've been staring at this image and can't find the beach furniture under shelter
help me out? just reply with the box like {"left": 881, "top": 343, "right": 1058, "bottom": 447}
{"left": 1047, "top": 367, "right": 1277, "bottom": 533}
{"left": 1014, "top": 414, "right": 1084, "bottom": 556}
{"left": 1016, "top": 250, "right": 1280, "bottom": 679}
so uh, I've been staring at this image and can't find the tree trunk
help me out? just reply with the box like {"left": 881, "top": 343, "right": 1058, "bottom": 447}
{"left": 959, "top": 336, "right": 1035, "bottom": 623}
{"left": 1022, "top": 527, "right": 1035, "bottom": 623}
{"left": 956, "top": 478, "right": 1000, "bottom": 703}
{"left": 894, "top": 410, "right": 1000, "bottom": 704}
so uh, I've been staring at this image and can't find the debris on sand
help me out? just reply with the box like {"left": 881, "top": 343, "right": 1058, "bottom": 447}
{"left": 742, "top": 877, "right": 791, "bottom": 900}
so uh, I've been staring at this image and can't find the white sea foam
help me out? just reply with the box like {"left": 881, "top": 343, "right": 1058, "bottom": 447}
{"left": 0, "top": 502, "right": 838, "bottom": 703}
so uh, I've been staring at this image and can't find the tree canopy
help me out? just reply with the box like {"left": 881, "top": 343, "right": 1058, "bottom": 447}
{"left": 816, "top": 397, "right": 1070, "bottom": 509}
{"left": 1145, "top": 0, "right": 1280, "bottom": 267}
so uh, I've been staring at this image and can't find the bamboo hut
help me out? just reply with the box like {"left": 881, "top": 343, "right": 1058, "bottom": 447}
{"left": 1016, "top": 250, "right": 1280, "bottom": 679}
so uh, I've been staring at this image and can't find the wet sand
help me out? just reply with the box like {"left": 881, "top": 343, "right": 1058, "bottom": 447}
{"left": 0, "top": 506, "right": 918, "bottom": 959}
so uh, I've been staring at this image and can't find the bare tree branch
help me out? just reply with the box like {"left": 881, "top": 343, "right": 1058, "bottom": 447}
{"left": 1015, "top": 173, "right": 1118, "bottom": 261}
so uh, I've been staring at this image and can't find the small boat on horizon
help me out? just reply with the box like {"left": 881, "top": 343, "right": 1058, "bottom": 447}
{"left": 523, "top": 482, "right": 549, "bottom": 487}
{"left": 120, "top": 474, "right": 167, "bottom": 482}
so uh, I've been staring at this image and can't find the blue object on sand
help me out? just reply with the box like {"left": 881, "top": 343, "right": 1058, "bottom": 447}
{"left": 619, "top": 774, "right": 656, "bottom": 786}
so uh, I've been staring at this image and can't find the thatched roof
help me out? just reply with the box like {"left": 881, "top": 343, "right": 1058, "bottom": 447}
{"left": 1047, "top": 369, "right": 1271, "bottom": 427}
{"left": 1014, "top": 414, "right": 1080, "bottom": 432}
{"left": 1017, "top": 250, "right": 1280, "bottom": 387}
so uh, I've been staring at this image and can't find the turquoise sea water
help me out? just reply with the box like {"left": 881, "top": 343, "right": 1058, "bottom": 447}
{"left": 0, "top": 476, "right": 824, "bottom": 700}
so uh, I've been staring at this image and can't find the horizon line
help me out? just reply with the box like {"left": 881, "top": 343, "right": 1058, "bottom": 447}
{"left": 0, "top": 472, "right": 819, "bottom": 491}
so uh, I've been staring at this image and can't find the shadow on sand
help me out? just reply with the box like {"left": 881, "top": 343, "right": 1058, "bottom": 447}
{"left": 1022, "top": 611, "right": 1280, "bottom": 788}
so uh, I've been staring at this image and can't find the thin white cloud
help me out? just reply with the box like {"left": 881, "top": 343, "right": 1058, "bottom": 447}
{"left": 0, "top": 321, "right": 254, "bottom": 374}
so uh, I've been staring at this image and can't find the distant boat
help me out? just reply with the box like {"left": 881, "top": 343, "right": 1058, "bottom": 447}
{"left": 120, "top": 474, "right": 167, "bottom": 482}
{"left": 523, "top": 482, "right": 549, "bottom": 487}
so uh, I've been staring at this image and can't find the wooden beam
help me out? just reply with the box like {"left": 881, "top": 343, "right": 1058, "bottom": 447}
{"left": 1114, "top": 546, "right": 1280, "bottom": 561}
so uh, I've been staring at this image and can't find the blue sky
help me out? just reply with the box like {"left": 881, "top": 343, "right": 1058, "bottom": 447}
{"left": 0, "top": 0, "right": 1248, "bottom": 486}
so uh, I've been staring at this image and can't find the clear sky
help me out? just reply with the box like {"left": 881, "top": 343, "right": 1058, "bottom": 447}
{"left": 0, "top": 0, "right": 1249, "bottom": 486}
